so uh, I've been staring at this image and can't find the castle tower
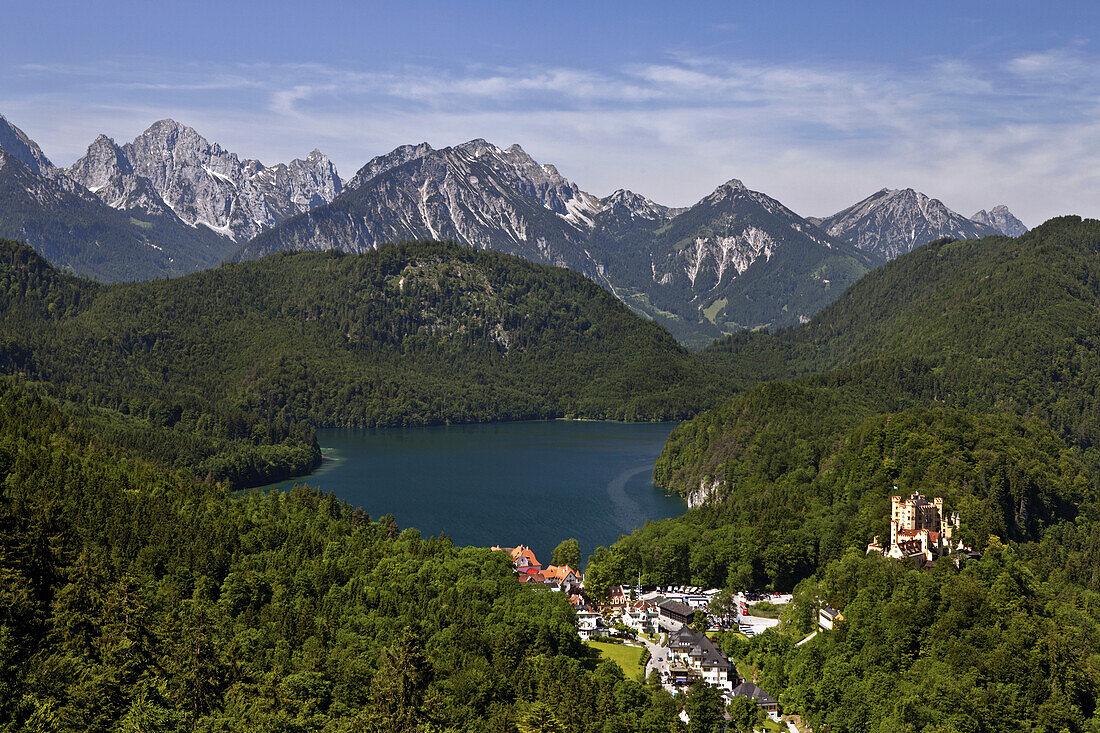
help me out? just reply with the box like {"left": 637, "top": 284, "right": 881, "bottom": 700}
{"left": 890, "top": 493, "right": 903, "bottom": 546}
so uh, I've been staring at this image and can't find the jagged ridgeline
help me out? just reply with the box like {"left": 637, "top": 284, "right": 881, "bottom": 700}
{"left": 0, "top": 238, "right": 727, "bottom": 439}
{"left": 589, "top": 216, "right": 1100, "bottom": 591}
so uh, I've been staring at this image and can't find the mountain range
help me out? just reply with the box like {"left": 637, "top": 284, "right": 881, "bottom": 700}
{"left": 0, "top": 113, "right": 1028, "bottom": 344}
{"left": 66, "top": 119, "right": 342, "bottom": 241}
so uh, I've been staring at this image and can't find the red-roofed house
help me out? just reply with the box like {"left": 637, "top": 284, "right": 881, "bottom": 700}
{"left": 492, "top": 544, "right": 542, "bottom": 572}
{"left": 543, "top": 564, "right": 581, "bottom": 585}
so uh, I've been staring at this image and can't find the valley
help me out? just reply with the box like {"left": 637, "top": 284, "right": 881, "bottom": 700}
{"left": 1, "top": 114, "right": 1098, "bottom": 733}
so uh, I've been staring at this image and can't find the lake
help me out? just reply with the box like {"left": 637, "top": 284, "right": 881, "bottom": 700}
{"left": 264, "top": 420, "right": 685, "bottom": 565}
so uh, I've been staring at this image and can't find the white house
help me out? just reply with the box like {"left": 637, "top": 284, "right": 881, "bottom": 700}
{"left": 620, "top": 605, "right": 659, "bottom": 634}
{"left": 666, "top": 627, "right": 734, "bottom": 691}
{"left": 818, "top": 606, "right": 844, "bottom": 631}
{"left": 577, "top": 610, "right": 610, "bottom": 641}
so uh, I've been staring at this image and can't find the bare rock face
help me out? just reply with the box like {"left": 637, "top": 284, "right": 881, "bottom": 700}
{"left": 971, "top": 205, "right": 1028, "bottom": 237}
{"left": 625, "top": 177, "right": 876, "bottom": 335}
{"left": 600, "top": 189, "right": 677, "bottom": 221}
{"left": 820, "top": 188, "right": 998, "bottom": 260}
{"left": 67, "top": 134, "right": 132, "bottom": 191}
{"left": 67, "top": 120, "right": 343, "bottom": 240}
{"left": 345, "top": 142, "right": 434, "bottom": 191}
{"left": 239, "top": 138, "right": 606, "bottom": 278}
{"left": 0, "top": 114, "right": 57, "bottom": 178}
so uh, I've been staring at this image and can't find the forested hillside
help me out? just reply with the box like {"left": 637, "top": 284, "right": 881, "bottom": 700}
{"left": 718, "top": 544, "right": 1100, "bottom": 731}
{"left": 710, "top": 216, "right": 1100, "bottom": 446}
{"left": 585, "top": 217, "right": 1100, "bottom": 730}
{"left": 0, "top": 379, "right": 686, "bottom": 732}
{"left": 587, "top": 403, "right": 1092, "bottom": 592}
{"left": 0, "top": 238, "right": 729, "bottom": 488}
{"left": 592, "top": 217, "right": 1100, "bottom": 588}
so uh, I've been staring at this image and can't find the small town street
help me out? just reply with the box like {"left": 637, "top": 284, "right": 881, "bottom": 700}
{"left": 639, "top": 635, "right": 670, "bottom": 686}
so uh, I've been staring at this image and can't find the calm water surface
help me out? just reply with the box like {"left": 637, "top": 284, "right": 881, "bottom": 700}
{"left": 265, "top": 421, "right": 684, "bottom": 564}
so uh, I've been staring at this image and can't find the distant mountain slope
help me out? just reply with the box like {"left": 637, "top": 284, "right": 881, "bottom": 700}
{"left": 0, "top": 238, "right": 728, "bottom": 427}
{"left": 67, "top": 120, "right": 343, "bottom": 241}
{"left": 0, "top": 148, "right": 235, "bottom": 281}
{"left": 819, "top": 187, "right": 998, "bottom": 259}
{"left": 599, "top": 179, "right": 880, "bottom": 338}
{"left": 0, "top": 114, "right": 57, "bottom": 177}
{"left": 971, "top": 204, "right": 1028, "bottom": 237}
{"left": 239, "top": 140, "right": 877, "bottom": 346}
{"left": 238, "top": 139, "right": 602, "bottom": 277}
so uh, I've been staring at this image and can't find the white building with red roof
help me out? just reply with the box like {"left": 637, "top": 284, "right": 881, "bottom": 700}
{"left": 492, "top": 544, "right": 542, "bottom": 572}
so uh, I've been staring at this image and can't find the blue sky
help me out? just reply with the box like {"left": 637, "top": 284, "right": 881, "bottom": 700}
{"left": 3, "top": 0, "right": 1099, "bottom": 225}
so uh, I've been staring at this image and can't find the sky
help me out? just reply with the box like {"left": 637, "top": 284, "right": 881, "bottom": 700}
{"left": 3, "top": 0, "right": 1100, "bottom": 226}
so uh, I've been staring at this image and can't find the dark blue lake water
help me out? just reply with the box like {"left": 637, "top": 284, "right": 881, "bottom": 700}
{"left": 264, "top": 421, "right": 684, "bottom": 565}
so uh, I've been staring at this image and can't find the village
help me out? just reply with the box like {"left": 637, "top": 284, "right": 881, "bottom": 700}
{"left": 494, "top": 491, "right": 978, "bottom": 732}
{"left": 492, "top": 543, "right": 792, "bottom": 729}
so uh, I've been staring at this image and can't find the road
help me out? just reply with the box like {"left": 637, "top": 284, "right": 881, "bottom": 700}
{"left": 639, "top": 635, "right": 671, "bottom": 687}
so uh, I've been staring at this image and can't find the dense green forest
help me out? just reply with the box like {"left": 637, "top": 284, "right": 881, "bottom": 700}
{"left": 0, "top": 237, "right": 729, "bottom": 488}
{"left": 580, "top": 217, "right": 1100, "bottom": 730}
{"left": 0, "top": 238, "right": 724, "bottom": 427}
{"left": 588, "top": 217, "right": 1100, "bottom": 589}
{"left": 0, "top": 378, "right": 689, "bottom": 732}
{"left": 586, "top": 403, "right": 1093, "bottom": 593}
{"left": 707, "top": 216, "right": 1100, "bottom": 449}
{"left": 716, "top": 544, "right": 1100, "bottom": 731}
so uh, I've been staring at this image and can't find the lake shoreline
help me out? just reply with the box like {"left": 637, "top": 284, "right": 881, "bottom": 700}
{"left": 270, "top": 417, "right": 684, "bottom": 490}
{"left": 255, "top": 421, "right": 685, "bottom": 563}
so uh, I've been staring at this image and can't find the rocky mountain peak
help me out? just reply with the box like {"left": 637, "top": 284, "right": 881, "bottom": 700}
{"left": 971, "top": 205, "right": 1028, "bottom": 237}
{"left": 600, "top": 189, "right": 671, "bottom": 220}
{"left": 66, "top": 120, "right": 342, "bottom": 241}
{"left": 604, "top": 188, "right": 646, "bottom": 206}
{"left": 147, "top": 118, "right": 186, "bottom": 133}
{"left": 703, "top": 178, "right": 750, "bottom": 205}
{"left": 68, "top": 134, "right": 131, "bottom": 191}
{"left": 821, "top": 186, "right": 998, "bottom": 259}
{"left": 446, "top": 138, "right": 600, "bottom": 226}
{"left": 0, "top": 114, "right": 57, "bottom": 178}
{"left": 455, "top": 138, "right": 499, "bottom": 158}
{"left": 345, "top": 142, "right": 434, "bottom": 191}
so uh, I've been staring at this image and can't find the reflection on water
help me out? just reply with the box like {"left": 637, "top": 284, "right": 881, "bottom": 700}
{"left": 263, "top": 421, "right": 684, "bottom": 564}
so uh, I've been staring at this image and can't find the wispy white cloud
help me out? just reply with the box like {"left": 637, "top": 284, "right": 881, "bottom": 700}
{"left": 5, "top": 47, "right": 1100, "bottom": 226}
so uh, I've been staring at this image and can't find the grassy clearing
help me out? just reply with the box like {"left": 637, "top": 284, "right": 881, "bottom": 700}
{"left": 587, "top": 640, "right": 646, "bottom": 682}
{"left": 748, "top": 601, "right": 782, "bottom": 618}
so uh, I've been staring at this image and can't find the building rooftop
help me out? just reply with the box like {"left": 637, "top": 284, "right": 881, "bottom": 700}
{"left": 732, "top": 681, "right": 777, "bottom": 706}
{"left": 667, "top": 627, "right": 731, "bottom": 669}
{"left": 658, "top": 599, "right": 694, "bottom": 617}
